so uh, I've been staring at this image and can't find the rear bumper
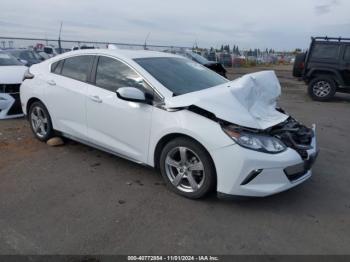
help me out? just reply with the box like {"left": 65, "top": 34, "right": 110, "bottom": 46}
{"left": 211, "top": 125, "right": 318, "bottom": 197}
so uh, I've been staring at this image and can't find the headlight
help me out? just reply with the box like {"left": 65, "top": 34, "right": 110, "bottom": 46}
{"left": 222, "top": 126, "right": 286, "bottom": 153}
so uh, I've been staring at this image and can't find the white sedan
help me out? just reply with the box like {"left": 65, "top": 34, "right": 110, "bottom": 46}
{"left": 20, "top": 49, "right": 318, "bottom": 198}
{"left": 0, "top": 51, "right": 27, "bottom": 119}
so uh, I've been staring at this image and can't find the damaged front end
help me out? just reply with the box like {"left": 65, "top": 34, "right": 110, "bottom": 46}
{"left": 221, "top": 113, "right": 318, "bottom": 183}
{"left": 221, "top": 112, "right": 316, "bottom": 160}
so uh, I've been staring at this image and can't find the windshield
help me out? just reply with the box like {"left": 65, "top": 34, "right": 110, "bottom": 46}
{"left": 20, "top": 51, "right": 36, "bottom": 60}
{"left": 188, "top": 52, "right": 209, "bottom": 64}
{"left": 134, "top": 57, "right": 228, "bottom": 96}
{"left": 0, "top": 52, "right": 23, "bottom": 66}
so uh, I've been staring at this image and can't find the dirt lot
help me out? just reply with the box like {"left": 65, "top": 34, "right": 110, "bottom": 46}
{"left": 0, "top": 65, "right": 350, "bottom": 255}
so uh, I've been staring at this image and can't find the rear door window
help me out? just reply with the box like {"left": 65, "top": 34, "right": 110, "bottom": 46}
{"left": 311, "top": 43, "right": 340, "bottom": 59}
{"left": 61, "top": 55, "right": 94, "bottom": 82}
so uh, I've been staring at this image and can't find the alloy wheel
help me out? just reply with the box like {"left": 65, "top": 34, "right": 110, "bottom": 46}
{"left": 31, "top": 106, "right": 48, "bottom": 138}
{"left": 313, "top": 81, "right": 331, "bottom": 97}
{"left": 164, "top": 146, "right": 205, "bottom": 193}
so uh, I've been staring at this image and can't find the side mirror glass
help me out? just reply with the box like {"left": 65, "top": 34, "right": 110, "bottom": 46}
{"left": 116, "top": 87, "right": 149, "bottom": 103}
{"left": 19, "top": 59, "right": 28, "bottom": 65}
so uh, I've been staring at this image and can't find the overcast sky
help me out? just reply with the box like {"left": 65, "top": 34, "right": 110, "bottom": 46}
{"left": 0, "top": 0, "right": 349, "bottom": 50}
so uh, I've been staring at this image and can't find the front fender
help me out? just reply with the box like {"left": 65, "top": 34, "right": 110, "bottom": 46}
{"left": 306, "top": 68, "right": 344, "bottom": 86}
{"left": 147, "top": 107, "right": 234, "bottom": 167}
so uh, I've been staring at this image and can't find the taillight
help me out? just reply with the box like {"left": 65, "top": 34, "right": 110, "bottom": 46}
{"left": 23, "top": 69, "right": 34, "bottom": 81}
{"left": 300, "top": 62, "right": 305, "bottom": 69}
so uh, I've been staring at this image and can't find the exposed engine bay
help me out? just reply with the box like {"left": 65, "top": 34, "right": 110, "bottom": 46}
{"left": 268, "top": 116, "right": 314, "bottom": 159}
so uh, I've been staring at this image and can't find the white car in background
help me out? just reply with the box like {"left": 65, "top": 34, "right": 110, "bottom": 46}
{"left": 0, "top": 51, "right": 27, "bottom": 119}
{"left": 20, "top": 49, "right": 318, "bottom": 199}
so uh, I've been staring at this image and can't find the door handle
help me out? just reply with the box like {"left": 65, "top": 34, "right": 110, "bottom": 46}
{"left": 90, "top": 95, "right": 103, "bottom": 103}
{"left": 47, "top": 80, "right": 56, "bottom": 86}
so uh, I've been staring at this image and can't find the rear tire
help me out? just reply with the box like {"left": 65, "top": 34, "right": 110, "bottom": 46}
{"left": 308, "top": 76, "right": 336, "bottom": 101}
{"left": 29, "top": 101, "right": 55, "bottom": 142}
{"left": 159, "top": 137, "right": 216, "bottom": 199}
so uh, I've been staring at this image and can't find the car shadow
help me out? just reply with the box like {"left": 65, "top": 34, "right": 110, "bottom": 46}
{"left": 204, "top": 180, "right": 315, "bottom": 211}
{"left": 329, "top": 93, "right": 350, "bottom": 103}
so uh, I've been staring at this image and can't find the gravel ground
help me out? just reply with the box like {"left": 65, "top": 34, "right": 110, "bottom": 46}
{"left": 0, "top": 65, "right": 349, "bottom": 255}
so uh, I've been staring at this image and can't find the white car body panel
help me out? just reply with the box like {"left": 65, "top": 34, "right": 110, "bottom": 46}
{"left": 86, "top": 84, "right": 153, "bottom": 163}
{"left": 0, "top": 66, "right": 27, "bottom": 84}
{"left": 44, "top": 73, "right": 89, "bottom": 139}
{"left": 20, "top": 49, "right": 317, "bottom": 197}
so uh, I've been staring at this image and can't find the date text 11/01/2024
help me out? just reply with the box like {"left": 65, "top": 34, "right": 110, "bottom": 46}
{"left": 127, "top": 255, "right": 219, "bottom": 261}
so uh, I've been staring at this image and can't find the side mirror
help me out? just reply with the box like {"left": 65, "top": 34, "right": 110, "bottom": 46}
{"left": 19, "top": 59, "right": 28, "bottom": 65}
{"left": 116, "top": 87, "right": 151, "bottom": 104}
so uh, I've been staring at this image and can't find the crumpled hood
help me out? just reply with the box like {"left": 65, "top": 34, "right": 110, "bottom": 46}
{"left": 164, "top": 70, "right": 289, "bottom": 130}
{"left": 0, "top": 66, "right": 27, "bottom": 84}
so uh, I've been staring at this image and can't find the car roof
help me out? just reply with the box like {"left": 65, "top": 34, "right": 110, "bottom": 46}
{"left": 59, "top": 49, "right": 182, "bottom": 60}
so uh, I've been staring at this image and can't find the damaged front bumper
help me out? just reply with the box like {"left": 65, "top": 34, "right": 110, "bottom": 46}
{"left": 211, "top": 125, "right": 318, "bottom": 197}
{"left": 0, "top": 93, "right": 24, "bottom": 119}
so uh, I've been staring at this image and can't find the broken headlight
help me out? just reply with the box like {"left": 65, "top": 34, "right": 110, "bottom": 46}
{"left": 222, "top": 126, "right": 286, "bottom": 153}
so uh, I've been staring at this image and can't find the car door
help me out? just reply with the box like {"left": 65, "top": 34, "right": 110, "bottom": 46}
{"left": 86, "top": 55, "right": 155, "bottom": 163}
{"left": 45, "top": 55, "right": 94, "bottom": 139}
{"left": 341, "top": 45, "right": 350, "bottom": 86}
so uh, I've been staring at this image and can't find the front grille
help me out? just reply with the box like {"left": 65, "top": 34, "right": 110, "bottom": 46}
{"left": 284, "top": 164, "right": 307, "bottom": 181}
{"left": 7, "top": 93, "right": 23, "bottom": 115}
{"left": 284, "top": 151, "right": 319, "bottom": 182}
{"left": 0, "top": 84, "right": 20, "bottom": 94}
{"left": 296, "top": 149, "right": 308, "bottom": 159}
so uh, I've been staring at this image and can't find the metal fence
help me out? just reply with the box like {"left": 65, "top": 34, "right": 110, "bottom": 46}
{"left": 0, "top": 36, "right": 190, "bottom": 54}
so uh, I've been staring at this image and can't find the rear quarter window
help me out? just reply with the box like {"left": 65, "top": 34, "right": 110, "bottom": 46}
{"left": 51, "top": 60, "right": 64, "bottom": 74}
{"left": 311, "top": 43, "right": 340, "bottom": 59}
{"left": 60, "top": 55, "right": 94, "bottom": 82}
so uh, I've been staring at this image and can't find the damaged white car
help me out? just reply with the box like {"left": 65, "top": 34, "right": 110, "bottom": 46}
{"left": 20, "top": 49, "right": 318, "bottom": 198}
{"left": 0, "top": 51, "right": 27, "bottom": 119}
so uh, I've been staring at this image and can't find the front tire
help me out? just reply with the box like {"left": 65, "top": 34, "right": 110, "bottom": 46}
{"left": 308, "top": 76, "right": 336, "bottom": 101}
{"left": 29, "top": 101, "right": 55, "bottom": 142}
{"left": 159, "top": 137, "right": 216, "bottom": 199}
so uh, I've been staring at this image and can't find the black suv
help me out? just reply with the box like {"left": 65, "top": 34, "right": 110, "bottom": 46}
{"left": 293, "top": 37, "right": 350, "bottom": 101}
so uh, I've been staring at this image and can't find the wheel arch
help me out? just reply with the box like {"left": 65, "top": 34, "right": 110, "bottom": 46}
{"left": 26, "top": 98, "right": 54, "bottom": 128}
{"left": 153, "top": 133, "right": 216, "bottom": 174}
{"left": 307, "top": 69, "right": 344, "bottom": 86}
{"left": 26, "top": 97, "right": 43, "bottom": 116}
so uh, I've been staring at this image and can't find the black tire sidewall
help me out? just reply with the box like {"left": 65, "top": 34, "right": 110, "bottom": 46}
{"left": 308, "top": 76, "right": 336, "bottom": 101}
{"left": 29, "top": 101, "right": 54, "bottom": 142}
{"left": 159, "top": 137, "right": 216, "bottom": 199}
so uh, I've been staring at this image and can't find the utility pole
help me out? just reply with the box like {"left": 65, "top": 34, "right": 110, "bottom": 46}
{"left": 144, "top": 32, "right": 151, "bottom": 50}
{"left": 58, "top": 22, "right": 63, "bottom": 54}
